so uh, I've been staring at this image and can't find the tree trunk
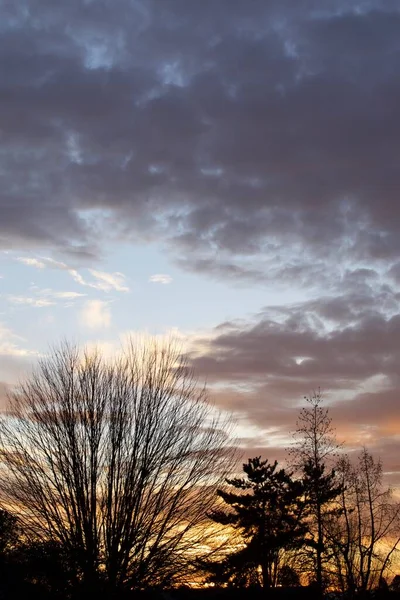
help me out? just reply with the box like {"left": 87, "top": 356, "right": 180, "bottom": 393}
{"left": 261, "top": 557, "right": 272, "bottom": 589}
{"left": 316, "top": 501, "right": 324, "bottom": 596}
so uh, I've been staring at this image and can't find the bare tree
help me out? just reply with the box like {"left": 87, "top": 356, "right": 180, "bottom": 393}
{"left": 326, "top": 449, "right": 400, "bottom": 597}
{"left": 290, "top": 391, "right": 342, "bottom": 592}
{"left": 0, "top": 338, "right": 235, "bottom": 595}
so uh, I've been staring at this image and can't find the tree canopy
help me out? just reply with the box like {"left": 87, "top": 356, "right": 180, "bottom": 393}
{"left": 0, "top": 339, "right": 235, "bottom": 596}
{"left": 208, "top": 457, "right": 307, "bottom": 588}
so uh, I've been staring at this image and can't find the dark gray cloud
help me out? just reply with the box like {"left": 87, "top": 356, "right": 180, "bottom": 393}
{"left": 1, "top": 0, "right": 400, "bottom": 275}
{"left": 188, "top": 277, "right": 400, "bottom": 470}
{"left": 193, "top": 282, "right": 400, "bottom": 386}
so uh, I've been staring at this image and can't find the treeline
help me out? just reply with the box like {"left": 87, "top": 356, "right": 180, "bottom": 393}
{"left": 199, "top": 396, "right": 400, "bottom": 597}
{"left": 0, "top": 340, "right": 398, "bottom": 599}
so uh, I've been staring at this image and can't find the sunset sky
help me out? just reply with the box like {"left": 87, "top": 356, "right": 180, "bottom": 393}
{"left": 1, "top": 1, "right": 400, "bottom": 483}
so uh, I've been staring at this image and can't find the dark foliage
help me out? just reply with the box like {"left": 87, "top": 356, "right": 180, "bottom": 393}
{"left": 207, "top": 457, "right": 307, "bottom": 588}
{"left": 278, "top": 565, "right": 301, "bottom": 587}
{"left": 291, "top": 392, "right": 343, "bottom": 592}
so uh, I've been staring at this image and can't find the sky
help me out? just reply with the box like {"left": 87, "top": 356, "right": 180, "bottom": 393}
{"left": 1, "top": 0, "right": 400, "bottom": 484}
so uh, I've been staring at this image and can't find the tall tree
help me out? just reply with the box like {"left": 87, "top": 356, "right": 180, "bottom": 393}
{"left": 208, "top": 457, "right": 307, "bottom": 589}
{"left": 290, "top": 391, "right": 342, "bottom": 592}
{"left": 326, "top": 449, "right": 400, "bottom": 597}
{"left": 0, "top": 339, "right": 235, "bottom": 596}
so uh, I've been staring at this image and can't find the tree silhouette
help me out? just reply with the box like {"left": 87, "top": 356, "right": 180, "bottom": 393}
{"left": 9, "top": 539, "right": 78, "bottom": 599}
{"left": 0, "top": 338, "right": 235, "bottom": 596}
{"left": 326, "top": 449, "right": 400, "bottom": 597}
{"left": 290, "top": 391, "right": 342, "bottom": 592}
{"left": 209, "top": 457, "right": 307, "bottom": 588}
{"left": 0, "top": 509, "right": 22, "bottom": 597}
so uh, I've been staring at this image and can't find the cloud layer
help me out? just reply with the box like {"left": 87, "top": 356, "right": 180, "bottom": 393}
{"left": 2, "top": 1, "right": 400, "bottom": 276}
{"left": 189, "top": 280, "right": 400, "bottom": 476}
{"left": 2, "top": 1, "right": 400, "bottom": 480}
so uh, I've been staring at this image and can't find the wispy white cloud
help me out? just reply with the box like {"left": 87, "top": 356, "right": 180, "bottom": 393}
{"left": 16, "top": 257, "right": 47, "bottom": 269}
{"left": 149, "top": 274, "right": 172, "bottom": 284}
{"left": 69, "top": 269, "right": 87, "bottom": 286}
{"left": 80, "top": 300, "right": 111, "bottom": 329}
{"left": 7, "top": 295, "right": 54, "bottom": 308}
{"left": 17, "top": 256, "right": 129, "bottom": 293}
{"left": 0, "top": 323, "right": 37, "bottom": 357}
{"left": 39, "top": 289, "right": 86, "bottom": 300}
{"left": 87, "top": 270, "right": 129, "bottom": 292}
{"left": 17, "top": 256, "right": 77, "bottom": 275}
{"left": 3, "top": 288, "right": 86, "bottom": 309}
{"left": 16, "top": 256, "right": 71, "bottom": 271}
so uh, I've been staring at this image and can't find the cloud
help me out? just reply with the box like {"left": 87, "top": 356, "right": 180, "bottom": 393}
{"left": 16, "top": 256, "right": 129, "bottom": 292}
{"left": 149, "top": 274, "right": 172, "bottom": 284}
{"left": 80, "top": 300, "right": 111, "bottom": 329}
{"left": 16, "top": 257, "right": 47, "bottom": 269}
{"left": 16, "top": 256, "right": 81, "bottom": 272}
{"left": 17, "top": 256, "right": 80, "bottom": 277}
{"left": 70, "top": 268, "right": 129, "bottom": 292}
{"left": 0, "top": 329, "right": 38, "bottom": 393}
{"left": 3, "top": 287, "right": 86, "bottom": 308}
{"left": 185, "top": 286, "right": 400, "bottom": 481}
{"left": 4, "top": 0, "right": 400, "bottom": 483}
{"left": 87, "top": 269, "right": 129, "bottom": 292}
{"left": 1, "top": 1, "right": 400, "bottom": 286}
{"left": 41, "top": 290, "right": 86, "bottom": 300}
{"left": 6, "top": 295, "right": 55, "bottom": 308}
{"left": 0, "top": 323, "right": 36, "bottom": 358}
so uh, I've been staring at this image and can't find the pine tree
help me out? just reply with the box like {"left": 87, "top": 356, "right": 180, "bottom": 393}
{"left": 290, "top": 391, "right": 343, "bottom": 593}
{"left": 209, "top": 457, "right": 307, "bottom": 589}
{"left": 302, "top": 458, "right": 343, "bottom": 588}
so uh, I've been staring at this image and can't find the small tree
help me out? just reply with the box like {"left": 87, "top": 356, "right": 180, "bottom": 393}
{"left": 0, "top": 339, "right": 235, "bottom": 595}
{"left": 290, "top": 391, "right": 342, "bottom": 592}
{"left": 208, "top": 457, "right": 307, "bottom": 589}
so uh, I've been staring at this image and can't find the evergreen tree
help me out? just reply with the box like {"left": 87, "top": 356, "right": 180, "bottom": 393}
{"left": 290, "top": 391, "right": 343, "bottom": 593}
{"left": 209, "top": 457, "right": 307, "bottom": 588}
{"left": 302, "top": 458, "right": 343, "bottom": 587}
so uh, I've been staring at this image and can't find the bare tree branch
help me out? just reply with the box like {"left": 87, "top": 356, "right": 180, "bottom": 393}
{"left": 0, "top": 338, "right": 236, "bottom": 594}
